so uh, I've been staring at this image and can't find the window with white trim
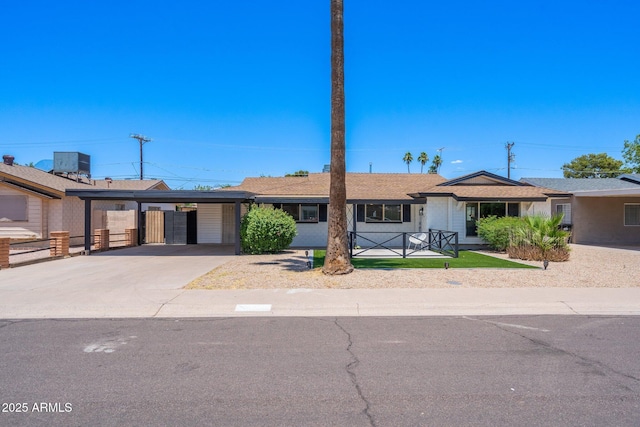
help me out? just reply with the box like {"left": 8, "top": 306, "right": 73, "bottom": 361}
{"left": 624, "top": 204, "right": 640, "bottom": 226}
{"left": 281, "top": 204, "right": 318, "bottom": 223}
{"left": 365, "top": 204, "right": 401, "bottom": 223}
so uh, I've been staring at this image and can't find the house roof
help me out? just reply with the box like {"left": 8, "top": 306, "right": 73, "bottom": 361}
{"left": 520, "top": 177, "right": 640, "bottom": 192}
{"left": 437, "top": 170, "right": 528, "bottom": 187}
{"left": 0, "top": 162, "right": 169, "bottom": 198}
{"left": 411, "top": 185, "right": 565, "bottom": 201}
{"left": 226, "top": 171, "right": 566, "bottom": 203}
{"left": 409, "top": 171, "right": 567, "bottom": 201}
{"left": 521, "top": 176, "right": 640, "bottom": 197}
{"left": 226, "top": 173, "right": 447, "bottom": 203}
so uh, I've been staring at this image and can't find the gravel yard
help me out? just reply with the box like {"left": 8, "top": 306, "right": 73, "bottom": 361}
{"left": 186, "top": 244, "right": 640, "bottom": 290}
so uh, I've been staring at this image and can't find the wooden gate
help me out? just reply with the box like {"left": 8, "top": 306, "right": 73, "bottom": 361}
{"left": 144, "top": 211, "right": 165, "bottom": 243}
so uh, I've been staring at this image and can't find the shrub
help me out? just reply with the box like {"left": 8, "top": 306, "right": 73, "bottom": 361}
{"left": 508, "top": 214, "right": 571, "bottom": 262}
{"left": 477, "top": 215, "right": 522, "bottom": 251}
{"left": 240, "top": 205, "right": 297, "bottom": 254}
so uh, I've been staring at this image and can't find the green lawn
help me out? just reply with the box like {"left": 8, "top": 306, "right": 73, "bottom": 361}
{"left": 313, "top": 250, "right": 537, "bottom": 269}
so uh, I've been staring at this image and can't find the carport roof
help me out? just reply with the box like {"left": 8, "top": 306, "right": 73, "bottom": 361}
{"left": 65, "top": 189, "right": 255, "bottom": 203}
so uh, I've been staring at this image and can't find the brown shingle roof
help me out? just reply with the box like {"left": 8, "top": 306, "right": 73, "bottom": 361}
{"left": 227, "top": 173, "right": 447, "bottom": 201}
{"left": 416, "top": 184, "right": 564, "bottom": 200}
{"left": 0, "top": 162, "right": 169, "bottom": 197}
{"left": 227, "top": 171, "right": 565, "bottom": 202}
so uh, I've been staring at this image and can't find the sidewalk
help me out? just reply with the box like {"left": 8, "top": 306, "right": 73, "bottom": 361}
{"left": 1, "top": 245, "right": 639, "bottom": 319}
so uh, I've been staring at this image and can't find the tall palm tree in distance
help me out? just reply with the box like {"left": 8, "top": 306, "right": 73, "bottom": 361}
{"left": 429, "top": 154, "right": 443, "bottom": 174}
{"left": 323, "top": 0, "right": 353, "bottom": 276}
{"left": 403, "top": 151, "right": 413, "bottom": 173}
{"left": 417, "top": 152, "right": 429, "bottom": 173}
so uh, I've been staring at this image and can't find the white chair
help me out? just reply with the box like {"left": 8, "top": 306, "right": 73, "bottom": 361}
{"left": 408, "top": 232, "right": 427, "bottom": 250}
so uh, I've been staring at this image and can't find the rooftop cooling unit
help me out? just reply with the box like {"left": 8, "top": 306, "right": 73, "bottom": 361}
{"left": 53, "top": 152, "right": 91, "bottom": 177}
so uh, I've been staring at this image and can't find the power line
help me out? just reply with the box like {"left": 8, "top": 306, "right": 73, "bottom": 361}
{"left": 505, "top": 142, "right": 515, "bottom": 179}
{"left": 129, "top": 134, "right": 152, "bottom": 180}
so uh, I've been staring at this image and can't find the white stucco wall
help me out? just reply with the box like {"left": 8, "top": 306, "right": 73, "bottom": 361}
{"left": 348, "top": 204, "right": 424, "bottom": 248}
{"left": 427, "top": 198, "right": 554, "bottom": 245}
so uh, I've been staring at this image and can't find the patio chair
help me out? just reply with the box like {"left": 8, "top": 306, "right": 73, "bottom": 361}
{"left": 408, "top": 232, "right": 427, "bottom": 250}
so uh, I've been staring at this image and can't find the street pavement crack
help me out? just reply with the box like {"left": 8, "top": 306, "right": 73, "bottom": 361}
{"left": 469, "top": 316, "right": 640, "bottom": 386}
{"left": 334, "top": 318, "right": 376, "bottom": 427}
{"left": 0, "top": 319, "right": 21, "bottom": 329}
{"left": 152, "top": 290, "right": 187, "bottom": 317}
{"left": 559, "top": 300, "right": 580, "bottom": 314}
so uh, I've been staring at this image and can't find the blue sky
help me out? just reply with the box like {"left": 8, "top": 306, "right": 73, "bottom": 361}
{"left": 1, "top": 0, "right": 639, "bottom": 188}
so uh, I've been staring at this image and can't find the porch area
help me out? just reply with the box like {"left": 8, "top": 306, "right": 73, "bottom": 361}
{"left": 348, "top": 229, "right": 459, "bottom": 259}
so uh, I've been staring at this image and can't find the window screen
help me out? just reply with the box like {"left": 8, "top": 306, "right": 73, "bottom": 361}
{"left": 0, "top": 195, "right": 28, "bottom": 221}
{"left": 625, "top": 204, "right": 640, "bottom": 226}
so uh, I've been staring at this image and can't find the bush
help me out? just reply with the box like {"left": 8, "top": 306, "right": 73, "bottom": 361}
{"left": 477, "top": 215, "right": 522, "bottom": 251}
{"left": 508, "top": 214, "right": 571, "bottom": 262}
{"left": 240, "top": 205, "right": 297, "bottom": 254}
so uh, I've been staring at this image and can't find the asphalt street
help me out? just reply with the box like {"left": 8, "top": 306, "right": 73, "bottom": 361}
{"left": 1, "top": 316, "right": 639, "bottom": 426}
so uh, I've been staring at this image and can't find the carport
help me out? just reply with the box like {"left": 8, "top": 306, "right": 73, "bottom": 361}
{"left": 65, "top": 189, "right": 254, "bottom": 255}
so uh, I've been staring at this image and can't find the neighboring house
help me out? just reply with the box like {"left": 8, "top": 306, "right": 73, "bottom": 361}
{"left": 227, "top": 171, "right": 566, "bottom": 248}
{"left": 0, "top": 158, "right": 172, "bottom": 240}
{"left": 522, "top": 175, "right": 640, "bottom": 245}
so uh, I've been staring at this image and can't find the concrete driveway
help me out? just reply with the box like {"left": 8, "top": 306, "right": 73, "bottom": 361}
{"left": 2, "top": 244, "right": 640, "bottom": 319}
{"left": 0, "top": 245, "right": 236, "bottom": 318}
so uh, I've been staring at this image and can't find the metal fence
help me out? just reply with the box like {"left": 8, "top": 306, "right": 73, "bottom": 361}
{"left": 348, "top": 229, "right": 458, "bottom": 258}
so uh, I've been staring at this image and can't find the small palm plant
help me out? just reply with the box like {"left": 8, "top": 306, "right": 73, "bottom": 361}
{"left": 509, "top": 214, "right": 570, "bottom": 261}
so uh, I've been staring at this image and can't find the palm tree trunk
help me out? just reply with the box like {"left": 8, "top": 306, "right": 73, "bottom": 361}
{"left": 323, "top": 0, "right": 353, "bottom": 275}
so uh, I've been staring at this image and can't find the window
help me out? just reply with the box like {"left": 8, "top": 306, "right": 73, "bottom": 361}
{"left": 465, "top": 202, "right": 520, "bottom": 236}
{"left": 556, "top": 204, "right": 571, "bottom": 225}
{"left": 115, "top": 204, "right": 126, "bottom": 211}
{"left": 625, "top": 204, "right": 640, "bottom": 226}
{"left": 365, "top": 204, "right": 401, "bottom": 223}
{"left": 146, "top": 206, "right": 161, "bottom": 211}
{"left": 0, "top": 195, "right": 28, "bottom": 221}
{"left": 281, "top": 204, "right": 318, "bottom": 223}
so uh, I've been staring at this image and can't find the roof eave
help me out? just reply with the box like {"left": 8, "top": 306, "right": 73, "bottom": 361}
{"left": 65, "top": 189, "right": 255, "bottom": 203}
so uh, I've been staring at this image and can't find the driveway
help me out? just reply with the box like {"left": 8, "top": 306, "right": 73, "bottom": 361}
{"left": 0, "top": 245, "right": 236, "bottom": 318}
{"left": 2, "top": 244, "right": 640, "bottom": 319}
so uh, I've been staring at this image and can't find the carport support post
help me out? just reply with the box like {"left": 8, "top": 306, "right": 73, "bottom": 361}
{"left": 234, "top": 201, "right": 241, "bottom": 255}
{"left": 83, "top": 198, "right": 92, "bottom": 251}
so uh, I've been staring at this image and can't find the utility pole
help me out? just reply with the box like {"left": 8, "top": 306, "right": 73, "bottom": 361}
{"left": 506, "top": 142, "right": 515, "bottom": 179}
{"left": 130, "top": 134, "right": 152, "bottom": 180}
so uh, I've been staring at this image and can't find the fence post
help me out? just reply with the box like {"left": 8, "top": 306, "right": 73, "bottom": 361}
{"left": 50, "top": 231, "right": 70, "bottom": 257}
{"left": 402, "top": 233, "right": 407, "bottom": 258}
{"left": 125, "top": 228, "right": 138, "bottom": 247}
{"left": 349, "top": 232, "right": 353, "bottom": 258}
{"left": 95, "top": 229, "right": 110, "bottom": 251}
{"left": 0, "top": 237, "right": 9, "bottom": 269}
{"left": 454, "top": 232, "right": 459, "bottom": 258}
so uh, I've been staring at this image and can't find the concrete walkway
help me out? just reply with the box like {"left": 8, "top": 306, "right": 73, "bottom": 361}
{"left": 1, "top": 245, "right": 639, "bottom": 318}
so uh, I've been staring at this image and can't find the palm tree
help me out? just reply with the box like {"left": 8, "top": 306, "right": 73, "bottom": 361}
{"left": 430, "top": 154, "right": 442, "bottom": 174}
{"left": 403, "top": 151, "right": 413, "bottom": 173}
{"left": 323, "top": 0, "right": 353, "bottom": 276}
{"left": 417, "top": 152, "right": 429, "bottom": 173}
